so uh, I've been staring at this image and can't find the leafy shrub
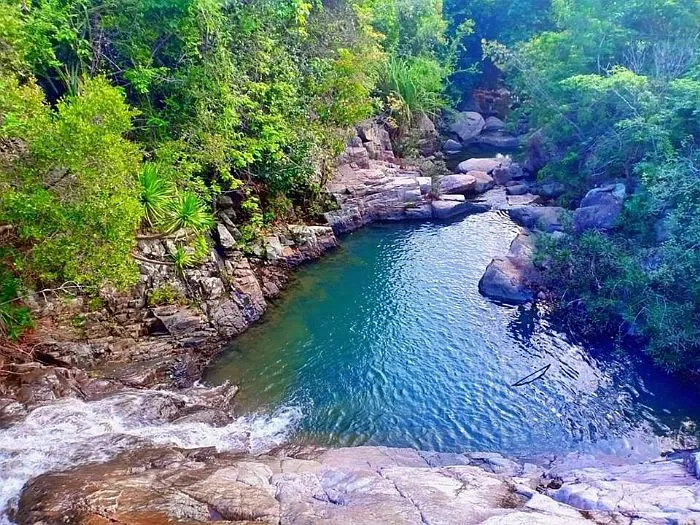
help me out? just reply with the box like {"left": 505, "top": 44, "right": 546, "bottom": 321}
{"left": 148, "top": 283, "right": 186, "bottom": 306}
{"left": 165, "top": 192, "right": 214, "bottom": 235}
{"left": 138, "top": 163, "right": 173, "bottom": 227}
{"left": 0, "top": 75, "right": 142, "bottom": 289}
{"left": 0, "top": 267, "right": 33, "bottom": 340}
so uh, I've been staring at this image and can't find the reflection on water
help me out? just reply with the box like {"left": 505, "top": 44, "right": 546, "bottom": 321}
{"left": 205, "top": 212, "right": 699, "bottom": 455}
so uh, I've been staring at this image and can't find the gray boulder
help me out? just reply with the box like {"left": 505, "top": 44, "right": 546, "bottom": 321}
{"left": 483, "top": 116, "right": 506, "bottom": 132}
{"left": 442, "top": 138, "right": 463, "bottom": 153}
{"left": 431, "top": 198, "right": 470, "bottom": 219}
{"left": 457, "top": 157, "right": 502, "bottom": 174}
{"left": 439, "top": 174, "right": 476, "bottom": 194}
{"left": 469, "top": 170, "right": 496, "bottom": 194}
{"left": 450, "top": 111, "right": 485, "bottom": 142}
{"left": 216, "top": 223, "right": 236, "bottom": 250}
{"left": 574, "top": 183, "right": 626, "bottom": 233}
{"left": 152, "top": 306, "right": 205, "bottom": 338}
{"left": 509, "top": 206, "right": 565, "bottom": 233}
{"left": 479, "top": 233, "right": 540, "bottom": 304}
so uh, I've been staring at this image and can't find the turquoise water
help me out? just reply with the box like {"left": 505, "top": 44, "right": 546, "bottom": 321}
{"left": 205, "top": 212, "right": 699, "bottom": 455}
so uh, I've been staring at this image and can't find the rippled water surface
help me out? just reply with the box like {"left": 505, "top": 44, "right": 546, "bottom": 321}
{"left": 206, "top": 212, "right": 700, "bottom": 454}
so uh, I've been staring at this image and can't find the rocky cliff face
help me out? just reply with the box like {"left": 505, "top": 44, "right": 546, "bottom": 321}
{"left": 0, "top": 223, "right": 338, "bottom": 410}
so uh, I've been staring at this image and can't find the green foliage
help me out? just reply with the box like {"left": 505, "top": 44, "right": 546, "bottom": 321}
{"left": 165, "top": 192, "right": 214, "bottom": 235}
{"left": 488, "top": 0, "right": 700, "bottom": 370}
{"left": 171, "top": 235, "right": 210, "bottom": 275}
{"left": 0, "top": 0, "right": 456, "bottom": 341}
{"left": 380, "top": 55, "right": 448, "bottom": 127}
{"left": 0, "top": 75, "right": 142, "bottom": 289}
{"left": 0, "top": 267, "right": 33, "bottom": 341}
{"left": 148, "top": 283, "right": 186, "bottom": 306}
{"left": 138, "top": 163, "right": 173, "bottom": 227}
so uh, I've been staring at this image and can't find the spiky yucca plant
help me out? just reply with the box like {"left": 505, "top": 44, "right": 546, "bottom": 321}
{"left": 138, "top": 163, "right": 173, "bottom": 227}
{"left": 165, "top": 191, "right": 214, "bottom": 235}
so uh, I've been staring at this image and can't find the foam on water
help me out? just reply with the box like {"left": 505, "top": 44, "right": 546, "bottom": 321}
{"left": 0, "top": 388, "right": 302, "bottom": 523}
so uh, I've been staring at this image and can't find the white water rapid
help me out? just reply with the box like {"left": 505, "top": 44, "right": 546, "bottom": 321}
{"left": 0, "top": 388, "right": 302, "bottom": 524}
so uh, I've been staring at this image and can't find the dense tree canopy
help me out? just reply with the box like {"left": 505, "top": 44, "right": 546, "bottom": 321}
{"left": 0, "top": 0, "right": 455, "bottom": 337}
{"left": 1, "top": 0, "right": 699, "bottom": 373}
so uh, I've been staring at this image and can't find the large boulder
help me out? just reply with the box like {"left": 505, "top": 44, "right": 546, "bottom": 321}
{"left": 431, "top": 198, "right": 471, "bottom": 219}
{"left": 483, "top": 116, "right": 506, "bottom": 132}
{"left": 439, "top": 174, "right": 476, "bottom": 194}
{"left": 479, "top": 232, "right": 540, "bottom": 304}
{"left": 442, "top": 138, "right": 463, "bottom": 154}
{"left": 524, "top": 129, "right": 549, "bottom": 175}
{"left": 574, "top": 183, "right": 626, "bottom": 233}
{"left": 474, "top": 132, "right": 521, "bottom": 150}
{"left": 469, "top": 171, "right": 495, "bottom": 194}
{"left": 457, "top": 157, "right": 503, "bottom": 174}
{"left": 509, "top": 206, "right": 565, "bottom": 233}
{"left": 450, "top": 111, "right": 485, "bottom": 142}
{"left": 16, "top": 445, "right": 598, "bottom": 525}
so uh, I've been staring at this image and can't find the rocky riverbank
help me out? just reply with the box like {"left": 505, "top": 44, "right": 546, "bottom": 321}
{"left": 12, "top": 443, "right": 700, "bottom": 524}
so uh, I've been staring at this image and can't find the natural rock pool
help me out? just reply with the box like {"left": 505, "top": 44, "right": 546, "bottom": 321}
{"left": 206, "top": 211, "right": 699, "bottom": 455}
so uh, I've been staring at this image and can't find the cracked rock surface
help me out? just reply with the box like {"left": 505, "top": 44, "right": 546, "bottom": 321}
{"left": 15, "top": 446, "right": 598, "bottom": 525}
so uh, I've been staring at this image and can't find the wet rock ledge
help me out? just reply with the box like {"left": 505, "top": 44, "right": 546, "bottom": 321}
{"left": 14, "top": 445, "right": 700, "bottom": 525}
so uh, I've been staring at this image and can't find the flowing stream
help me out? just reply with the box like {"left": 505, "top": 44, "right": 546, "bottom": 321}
{"left": 205, "top": 211, "right": 700, "bottom": 453}
{"left": 0, "top": 388, "right": 301, "bottom": 523}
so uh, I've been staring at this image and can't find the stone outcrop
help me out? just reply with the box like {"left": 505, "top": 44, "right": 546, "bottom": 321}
{"left": 4, "top": 223, "right": 338, "bottom": 406}
{"left": 15, "top": 445, "right": 591, "bottom": 525}
{"left": 546, "top": 453, "right": 700, "bottom": 524}
{"left": 445, "top": 111, "right": 522, "bottom": 154}
{"left": 323, "top": 130, "right": 510, "bottom": 234}
{"left": 573, "top": 183, "right": 626, "bottom": 232}
{"left": 508, "top": 205, "right": 566, "bottom": 233}
{"left": 479, "top": 231, "right": 541, "bottom": 304}
{"left": 17, "top": 443, "right": 700, "bottom": 525}
{"left": 323, "top": 161, "right": 495, "bottom": 233}
{"left": 351, "top": 120, "right": 395, "bottom": 163}
{"left": 450, "top": 111, "right": 486, "bottom": 142}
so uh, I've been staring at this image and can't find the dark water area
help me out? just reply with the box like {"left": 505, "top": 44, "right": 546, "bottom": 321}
{"left": 205, "top": 212, "right": 700, "bottom": 456}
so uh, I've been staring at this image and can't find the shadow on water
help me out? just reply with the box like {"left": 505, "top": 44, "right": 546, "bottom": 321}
{"left": 205, "top": 212, "right": 700, "bottom": 456}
